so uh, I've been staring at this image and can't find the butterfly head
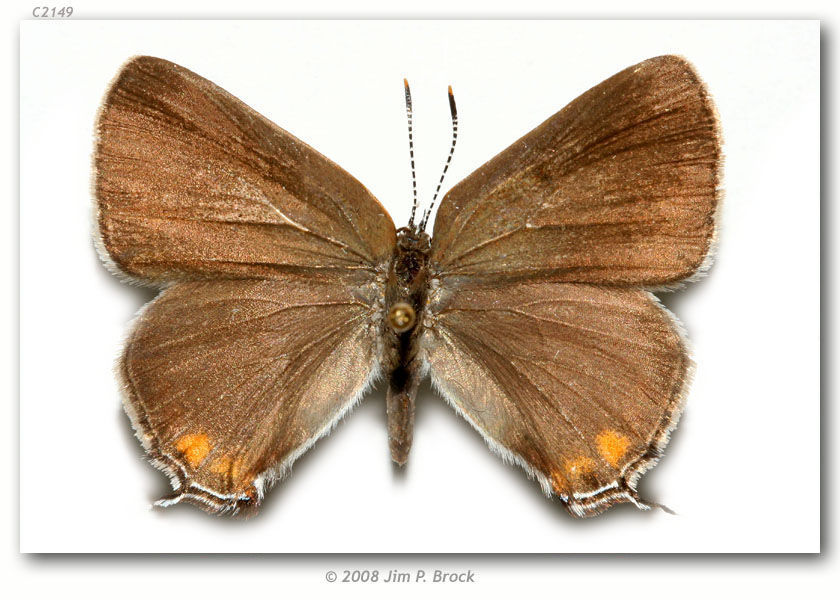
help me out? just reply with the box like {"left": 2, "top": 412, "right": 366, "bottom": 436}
{"left": 395, "top": 225, "right": 431, "bottom": 253}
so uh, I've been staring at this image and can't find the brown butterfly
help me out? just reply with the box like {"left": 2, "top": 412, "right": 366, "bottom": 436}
{"left": 93, "top": 55, "right": 720, "bottom": 517}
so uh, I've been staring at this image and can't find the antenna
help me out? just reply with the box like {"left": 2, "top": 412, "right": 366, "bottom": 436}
{"left": 403, "top": 79, "right": 419, "bottom": 227}
{"left": 419, "top": 85, "right": 458, "bottom": 231}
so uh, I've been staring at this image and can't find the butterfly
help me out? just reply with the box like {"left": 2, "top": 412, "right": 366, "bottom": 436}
{"left": 93, "top": 55, "right": 720, "bottom": 517}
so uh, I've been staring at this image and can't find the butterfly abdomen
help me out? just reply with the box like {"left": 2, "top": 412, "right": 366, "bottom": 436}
{"left": 383, "top": 227, "right": 432, "bottom": 465}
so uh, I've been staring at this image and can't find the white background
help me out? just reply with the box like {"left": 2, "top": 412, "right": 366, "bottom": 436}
{"left": 3, "top": 4, "right": 833, "bottom": 600}
{"left": 18, "top": 19, "right": 819, "bottom": 554}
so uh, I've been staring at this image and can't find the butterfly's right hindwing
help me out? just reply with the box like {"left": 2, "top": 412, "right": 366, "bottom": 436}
{"left": 422, "top": 281, "right": 690, "bottom": 517}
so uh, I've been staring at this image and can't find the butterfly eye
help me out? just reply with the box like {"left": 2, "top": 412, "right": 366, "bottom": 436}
{"left": 388, "top": 302, "right": 416, "bottom": 333}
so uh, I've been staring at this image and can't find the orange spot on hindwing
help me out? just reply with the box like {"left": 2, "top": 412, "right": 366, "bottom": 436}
{"left": 564, "top": 456, "right": 597, "bottom": 480}
{"left": 209, "top": 455, "right": 232, "bottom": 474}
{"left": 175, "top": 434, "right": 211, "bottom": 468}
{"left": 231, "top": 458, "right": 245, "bottom": 480}
{"left": 210, "top": 454, "right": 247, "bottom": 481}
{"left": 596, "top": 430, "right": 631, "bottom": 468}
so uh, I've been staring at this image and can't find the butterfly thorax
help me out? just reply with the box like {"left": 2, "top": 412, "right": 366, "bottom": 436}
{"left": 393, "top": 226, "right": 431, "bottom": 283}
{"left": 382, "top": 226, "right": 432, "bottom": 465}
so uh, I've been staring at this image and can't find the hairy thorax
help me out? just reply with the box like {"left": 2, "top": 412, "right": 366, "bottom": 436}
{"left": 383, "top": 226, "right": 431, "bottom": 371}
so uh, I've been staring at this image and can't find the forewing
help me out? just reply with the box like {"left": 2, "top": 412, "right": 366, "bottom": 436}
{"left": 94, "top": 56, "right": 395, "bottom": 285}
{"left": 423, "top": 281, "right": 690, "bottom": 517}
{"left": 431, "top": 55, "right": 720, "bottom": 287}
{"left": 121, "top": 274, "right": 382, "bottom": 514}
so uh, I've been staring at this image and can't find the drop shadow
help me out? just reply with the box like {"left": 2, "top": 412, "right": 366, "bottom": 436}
{"left": 414, "top": 379, "right": 686, "bottom": 528}
{"left": 90, "top": 241, "right": 158, "bottom": 307}
{"left": 115, "top": 385, "right": 393, "bottom": 528}
{"left": 819, "top": 24, "right": 832, "bottom": 558}
{"left": 656, "top": 271, "right": 714, "bottom": 318}
{"left": 257, "top": 388, "right": 392, "bottom": 515}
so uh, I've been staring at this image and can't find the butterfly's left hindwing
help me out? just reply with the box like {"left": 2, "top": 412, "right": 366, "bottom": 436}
{"left": 121, "top": 275, "right": 383, "bottom": 514}
{"left": 422, "top": 281, "right": 690, "bottom": 517}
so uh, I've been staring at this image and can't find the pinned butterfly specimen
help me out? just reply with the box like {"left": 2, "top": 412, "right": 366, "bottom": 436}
{"left": 93, "top": 55, "right": 720, "bottom": 517}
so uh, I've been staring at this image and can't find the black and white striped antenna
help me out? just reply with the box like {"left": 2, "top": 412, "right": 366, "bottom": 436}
{"left": 419, "top": 85, "right": 458, "bottom": 231}
{"left": 402, "top": 81, "right": 459, "bottom": 231}
{"left": 403, "top": 79, "right": 420, "bottom": 228}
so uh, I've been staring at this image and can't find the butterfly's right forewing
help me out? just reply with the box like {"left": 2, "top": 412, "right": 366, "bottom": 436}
{"left": 95, "top": 56, "right": 396, "bottom": 285}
